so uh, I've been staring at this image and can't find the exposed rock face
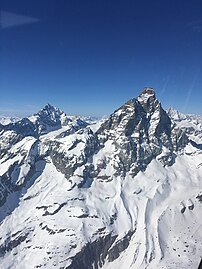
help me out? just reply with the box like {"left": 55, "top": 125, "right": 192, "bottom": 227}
{"left": 167, "top": 107, "right": 202, "bottom": 142}
{"left": 0, "top": 88, "right": 201, "bottom": 269}
{"left": 0, "top": 88, "right": 190, "bottom": 207}
{"left": 0, "top": 130, "right": 23, "bottom": 158}
{"left": 1, "top": 118, "right": 37, "bottom": 138}
{"left": 0, "top": 138, "right": 40, "bottom": 205}
{"left": 48, "top": 128, "right": 100, "bottom": 180}
{"left": 66, "top": 230, "right": 135, "bottom": 269}
{"left": 97, "top": 88, "right": 188, "bottom": 177}
{"left": 198, "top": 259, "right": 202, "bottom": 269}
{"left": 45, "top": 88, "right": 189, "bottom": 185}
{"left": 66, "top": 234, "right": 118, "bottom": 269}
{"left": 0, "top": 104, "right": 88, "bottom": 139}
{"left": 0, "top": 231, "right": 30, "bottom": 257}
{"left": 0, "top": 105, "right": 90, "bottom": 204}
{"left": 107, "top": 230, "right": 135, "bottom": 262}
{"left": 29, "top": 104, "right": 88, "bottom": 135}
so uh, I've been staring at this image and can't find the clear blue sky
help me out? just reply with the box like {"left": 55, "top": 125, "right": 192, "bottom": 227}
{"left": 1, "top": 0, "right": 202, "bottom": 116}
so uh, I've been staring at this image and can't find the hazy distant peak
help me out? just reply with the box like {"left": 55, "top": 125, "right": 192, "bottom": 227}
{"left": 0, "top": 115, "right": 20, "bottom": 125}
{"left": 37, "top": 103, "right": 65, "bottom": 115}
{"left": 167, "top": 107, "right": 187, "bottom": 121}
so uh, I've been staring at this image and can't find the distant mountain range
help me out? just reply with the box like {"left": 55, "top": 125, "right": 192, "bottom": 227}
{"left": 0, "top": 116, "right": 20, "bottom": 125}
{"left": 0, "top": 88, "right": 201, "bottom": 269}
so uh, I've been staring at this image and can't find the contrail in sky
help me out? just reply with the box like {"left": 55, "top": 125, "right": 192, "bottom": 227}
{"left": 0, "top": 10, "right": 39, "bottom": 29}
{"left": 183, "top": 68, "right": 200, "bottom": 112}
{"left": 159, "top": 76, "right": 170, "bottom": 100}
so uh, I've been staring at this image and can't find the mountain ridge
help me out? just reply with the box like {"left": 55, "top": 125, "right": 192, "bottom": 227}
{"left": 0, "top": 88, "right": 201, "bottom": 269}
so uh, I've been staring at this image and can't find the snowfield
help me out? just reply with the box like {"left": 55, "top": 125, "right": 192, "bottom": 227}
{"left": 0, "top": 88, "right": 201, "bottom": 269}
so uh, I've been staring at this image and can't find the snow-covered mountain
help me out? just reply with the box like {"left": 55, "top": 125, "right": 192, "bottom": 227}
{"left": 0, "top": 88, "right": 202, "bottom": 269}
{"left": 167, "top": 107, "right": 202, "bottom": 144}
{"left": 0, "top": 104, "right": 88, "bottom": 139}
{"left": 0, "top": 116, "right": 20, "bottom": 125}
{"left": 76, "top": 115, "right": 101, "bottom": 124}
{"left": 28, "top": 104, "right": 88, "bottom": 135}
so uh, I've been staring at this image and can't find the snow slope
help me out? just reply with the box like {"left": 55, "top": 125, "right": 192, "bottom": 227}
{"left": 0, "top": 88, "right": 201, "bottom": 269}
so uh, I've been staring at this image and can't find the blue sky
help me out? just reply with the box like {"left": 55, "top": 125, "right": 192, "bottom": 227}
{"left": 1, "top": 0, "right": 202, "bottom": 116}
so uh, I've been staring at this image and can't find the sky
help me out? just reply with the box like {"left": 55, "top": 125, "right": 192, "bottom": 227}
{"left": 0, "top": 0, "right": 202, "bottom": 117}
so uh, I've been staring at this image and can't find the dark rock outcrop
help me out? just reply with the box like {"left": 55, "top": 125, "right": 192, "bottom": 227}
{"left": 66, "top": 234, "right": 117, "bottom": 269}
{"left": 96, "top": 88, "right": 188, "bottom": 177}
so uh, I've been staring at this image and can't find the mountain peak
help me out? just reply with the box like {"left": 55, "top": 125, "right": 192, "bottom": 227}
{"left": 39, "top": 103, "right": 63, "bottom": 115}
{"left": 27, "top": 104, "right": 88, "bottom": 135}
{"left": 167, "top": 107, "right": 187, "bottom": 121}
{"left": 137, "top": 87, "right": 156, "bottom": 102}
{"left": 141, "top": 87, "right": 156, "bottom": 96}
{"left": 97, "top": 87, "right": 188, "bottom": 173}
{"left": 43, "top": 103, "right": 56, "bottom": 109}
{"left": 0, "top": 88, "right": 201, "bottom": 269}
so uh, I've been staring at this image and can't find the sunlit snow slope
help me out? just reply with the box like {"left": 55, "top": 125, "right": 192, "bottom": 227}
{"left": 0, "top": 88, "right": 201, "bottom": 269}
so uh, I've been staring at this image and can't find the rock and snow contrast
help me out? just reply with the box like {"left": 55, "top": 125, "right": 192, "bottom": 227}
{"left": 167, "top": 107, "right": 202, "bottom": 144}
{"left": 0, "top": 116, "right": 20, "bottom": 125}
{"left": 0, "top": 88, "right": 202, "bottom": 269}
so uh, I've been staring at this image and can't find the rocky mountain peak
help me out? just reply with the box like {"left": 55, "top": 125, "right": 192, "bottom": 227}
{"left": 26, "top": 104, "right": 67, "bottom": 135}
{"left": 168, "top": 107, "right": 202, "bottom": 140}
{"left": 137, "top": 87, "right": 156, "bottom": 104}
{"left": 98, "top": 88, "right": 162, "bottom": 136}
{"left": 167, "top": 107, "right": 187, "bottom": 121}
{"left": 0, "top": 88, "right": 201, "bottom": 269}
{"left": 137, "top": 87, "right": 159, "bottom": 114}
{"left": 35, "top": 103, "right": 64, "bottom": 120}
{"left": 97, "top": 88, "right": 188, "bottom": 175}
{"left": 139, "top": 87, "right": 156, "bottom": 97}
{"left": 43, "top": 103, "right": 57, "bottom": 110}
{"left": 0, "top": 104, "right": 88, "bottom": 139}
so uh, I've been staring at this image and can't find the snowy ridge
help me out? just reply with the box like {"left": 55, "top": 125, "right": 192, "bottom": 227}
{"left": 0, "top": 104, "right": 88, "bottom": 139}
{"left": 0, "top": 116, "right": 20, "bottom": 125}
{"left": 28, "top": 103, "right": 88, "bottom": 135}
{"left": 0, "top": 88, "right": 202, "bottom": 269}
{"left": 167, "top": 107, "right": 202, "bottom": 144}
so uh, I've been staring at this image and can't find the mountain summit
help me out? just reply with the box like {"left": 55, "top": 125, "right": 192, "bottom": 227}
{"left": 28, "top": 104, "right": 88, "bottom": 135}
{"left": 137, "top": 87, "right": 156, "bottom": 100}
{"left": 0, "top": 104, "right": 88, "bottom": 139}
{"left": 97, "top": 87, "right": 187, "bottom": 176}
{"left": 0, "top": 88, "right": 201, "bottom": 269}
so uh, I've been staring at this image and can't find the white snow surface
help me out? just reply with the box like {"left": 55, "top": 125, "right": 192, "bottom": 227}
{"left": 0, "top": 129, "right": 201, "bottom": 268}
{"left": 167, "top": 108, "right": 202, "bottom": 143}
{"left": 0, "top": 100, "right": 202, "bottom": 269}
{"left": 0, "top": 116, "right": 20, "bottom": 125}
